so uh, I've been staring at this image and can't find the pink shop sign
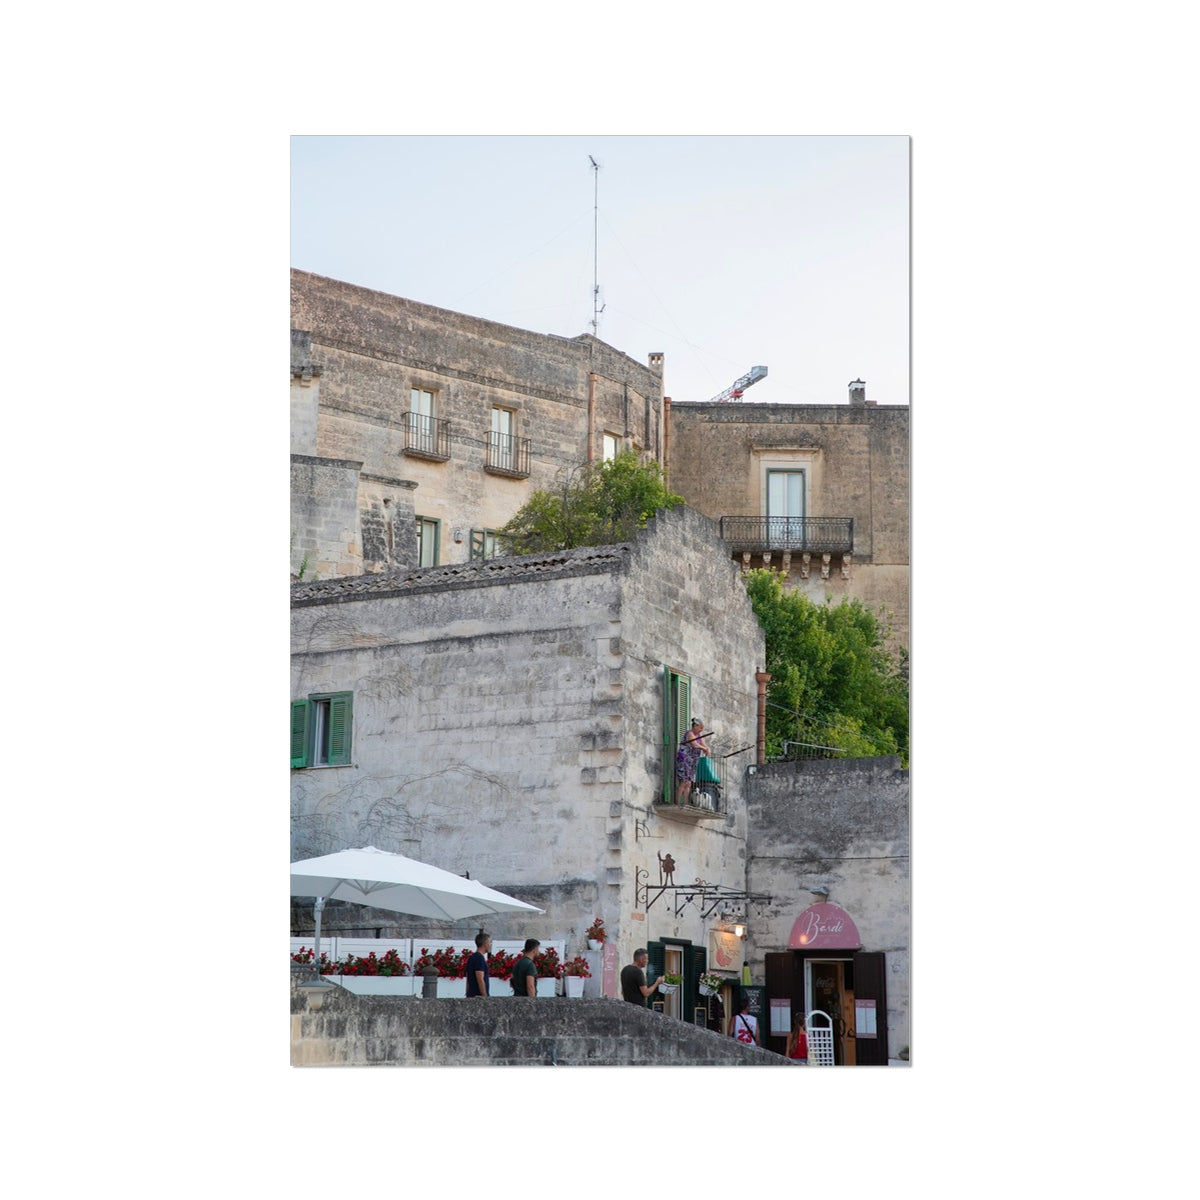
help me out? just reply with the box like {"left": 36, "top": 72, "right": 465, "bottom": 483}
{"left": 787, "top": 902, "right": 862, "bottom": 950}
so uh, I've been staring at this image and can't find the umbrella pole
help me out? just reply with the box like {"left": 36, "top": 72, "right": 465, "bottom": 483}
{"left": 312, "top": 896, "right": 325, "bottom": 983}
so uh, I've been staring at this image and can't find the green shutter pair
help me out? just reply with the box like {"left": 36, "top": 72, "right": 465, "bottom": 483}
{"left": 290, "top": 692, "right": 353, "bottom": 768}
{"left": 661, "top": 667, "right": 691, "bottom": 804}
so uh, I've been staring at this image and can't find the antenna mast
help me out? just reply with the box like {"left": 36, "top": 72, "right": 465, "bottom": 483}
{"left": 589, "top": 155, "right": 604, "bottom": 335}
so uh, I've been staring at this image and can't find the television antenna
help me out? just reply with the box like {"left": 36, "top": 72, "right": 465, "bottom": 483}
{"left": 589, "top": 155, "right": 605, "bottom": 335}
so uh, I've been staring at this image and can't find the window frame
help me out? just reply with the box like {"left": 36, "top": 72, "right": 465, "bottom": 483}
{"left": 291, "top": 691, "right": 353, "bottom": 769}
{"left": 415, "top": 515, "right": 441, "bottom": 567}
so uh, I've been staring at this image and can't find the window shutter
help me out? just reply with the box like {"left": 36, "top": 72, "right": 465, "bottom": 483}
{"left": 470, "top": 529, "right": 485, "bottom": 561}
{"left": 291, "top": 700, "right": 310, "bottom": 769}
{"left": 851, "top": 951, "right": 889, "bottom": 1066}
{"left": 647, "top": 941, "right": 665, "bottom": 1003}
{"left": 688, "top": 943, "right": 707, "bottom": 1020}
{"left": 675, "top": 674, "right": 691, "bottom": 743}
{"left": 326, "top": 692, "right": 353, "bottom": 766}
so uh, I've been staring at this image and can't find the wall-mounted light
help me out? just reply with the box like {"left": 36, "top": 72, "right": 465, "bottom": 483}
{"left": 453, "top": 529, "right": 464, "bottom": 545}
{"left": 734, "top": 923, "right": 746, "bottom": 939}
{"left": 810, "top": 885, "right": 830, "bottom": 901}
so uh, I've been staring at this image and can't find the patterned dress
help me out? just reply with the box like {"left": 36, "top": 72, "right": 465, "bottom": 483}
{"left": 676, "top": 732, "right": 703, "bottom": 782}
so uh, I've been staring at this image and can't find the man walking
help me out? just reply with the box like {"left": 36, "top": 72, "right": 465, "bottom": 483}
{"left": 620, "top": 948, "right": 664, "bottom": 1007}
{"left": 466, "top": 929, "right": 491, "bottom": 997}
{"left": 511, "top": 937, "right": 540, "bottom": 997}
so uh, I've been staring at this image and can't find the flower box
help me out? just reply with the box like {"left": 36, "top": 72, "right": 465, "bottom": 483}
{"left": 536, "top": 977, "right": 557, "bottom": 998}
{"left": 436, "top": 978, "right": 468, "bottom": 998}
{"left": 587, "top": 939, "right": 604, "bottom": 951}
{"left": 565, "top": 976, "right": 585, "bottom": 998}
{"left": 331, "top": 976, "right": 419, "bottom": 996}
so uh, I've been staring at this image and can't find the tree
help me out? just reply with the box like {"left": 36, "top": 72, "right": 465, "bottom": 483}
{"left": 743, "top": 568, "right": 908, "bottom": 765}
{"left": 498, "top": 450, "right": 684, "bottom": 554}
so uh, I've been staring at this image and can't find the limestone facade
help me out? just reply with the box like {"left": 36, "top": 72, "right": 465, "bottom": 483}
{"left": 666, "top": 397, "right": 910, "bottom": 649}
{"left": 291, "top": 505, "right": 765, "bottom": 964}
{"left": 290, "top": 269, "right": 665, "bottom": 580}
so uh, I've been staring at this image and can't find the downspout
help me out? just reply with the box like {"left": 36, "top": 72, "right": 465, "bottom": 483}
{"left": 755, "top": 670, "right": 771, "bottom": 766}
{"left": 663, "top": 396, "right": 671, "bottom": 482}
{"left": 587, "top": 372, "right": 596, "bottom": 461}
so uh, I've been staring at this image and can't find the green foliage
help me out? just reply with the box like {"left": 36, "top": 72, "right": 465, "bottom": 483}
{"left": 498, "top": 450, "right": 684, "bottom": 553}
{"left": 744, "top": 569, "right": 908, "bottom": 764}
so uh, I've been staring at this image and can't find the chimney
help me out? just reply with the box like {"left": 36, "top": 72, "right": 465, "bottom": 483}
{"left": 849, "top": 378, "right": 866, "bottom": 406}
{"left": 648, "top": 351, "right": 664, "bottom": 374}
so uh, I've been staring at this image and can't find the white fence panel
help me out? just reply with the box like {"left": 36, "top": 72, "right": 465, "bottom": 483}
{"left": 807, "top": 1009, "right": 835, "bottom": 1065}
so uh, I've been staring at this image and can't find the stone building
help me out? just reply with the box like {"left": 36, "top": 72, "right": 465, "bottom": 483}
{"left": 291, "top": 505, "right": 768, "bottom": 1023}
{"left": 665, "top": 383, "right": 910, "bottom": 649}
{"left": 291, "top": 269, "right": 665, "bottom": 580}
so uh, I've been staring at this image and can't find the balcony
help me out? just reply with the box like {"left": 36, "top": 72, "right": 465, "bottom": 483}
{"left": 486, "top": 431, "right": 531, "bottom": 478}
{"left": 656, "top": 745, "right": 725, "bottom": 823}
{"left": 402, "top": 413, "right": 451, "bottom": 461}
{"left": 719, "top": 515, "right": 854, "bottom": 554}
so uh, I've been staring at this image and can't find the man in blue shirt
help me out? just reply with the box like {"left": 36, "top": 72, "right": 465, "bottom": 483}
{"left": 466, "top": 929, "right": 492, "bottom": 997}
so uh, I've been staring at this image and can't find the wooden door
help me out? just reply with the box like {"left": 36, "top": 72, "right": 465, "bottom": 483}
{"left": 850, "top": 951, "right": 889, "bottom": 1065}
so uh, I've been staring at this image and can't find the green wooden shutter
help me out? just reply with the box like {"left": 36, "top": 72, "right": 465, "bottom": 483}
{"left": 688, "top": 943, "right": 707, "bottom": 1023}
{"left": 469, "top": 529, "right": 485, "bottom": 561}
{"left": 647, "top": 941, "right": 665, "bottom": 1008}
{"left": 676, "top": 674, "right": 691, "bottom": 742}
{"left": 291, "top": 700, "right": 310, "bottom": 769}
{"left": 326, "top": 692, "right": 353, "bottom": 766}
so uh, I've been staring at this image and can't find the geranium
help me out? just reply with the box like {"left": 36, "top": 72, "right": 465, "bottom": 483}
{"left": 561, "top": 954, "right": 592, "bottom": 978}
{"left": 662, "top": 972, "right": 684, "bottom": 986}
{"left": 584, "top": 917, "right": 606, "bottom": 943}
{"left": 412, "top": 946, "right": 473, "bottom": 978}
{"left": 533, "top": 947, "right": 562, "bottom": 979}
{"left": 488, "top": 949, "right": 516, "bottom": 981}
{"left": 291, "top": 946, "right": 335, "bottom": 974}
{"left": 699, "top": 972, "right": 725, "bottom": 993}
{"left": 338, "top": 949, "right": 411, "bottom": 977}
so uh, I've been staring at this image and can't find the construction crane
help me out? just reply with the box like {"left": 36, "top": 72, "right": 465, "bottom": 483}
{"left": 708, "top": 365, "right": 768, "bottom": 403}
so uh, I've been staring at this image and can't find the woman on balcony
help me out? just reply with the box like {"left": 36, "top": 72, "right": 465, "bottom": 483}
{"left": 675, "top": 717, "right": 711, "bottom": 804}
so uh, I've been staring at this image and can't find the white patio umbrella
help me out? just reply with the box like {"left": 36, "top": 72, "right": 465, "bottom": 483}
{"left": 290, "top": 845, "right": 544, "bottom": 980}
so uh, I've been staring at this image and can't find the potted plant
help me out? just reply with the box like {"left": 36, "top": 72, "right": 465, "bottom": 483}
{"left": 699, "top": 971, "right": 724, "bottom": 997}
{"left": 659, "top": 972, "right": 683, "bottom": 995}
{"left": 310, "top": 948, "right": 420, "bottom": 996}
{"left": 584, "top": 917, "right": 606, "bottom": 951}
{"left": 533, "top": 947, "right": 562, "bottom": 997}
{"left": 487, "top": 949, "right": 516, "bottom": 996}
{"left": 413, "top": 946, "right": 472, "bottom": 997}
{"left": 561, "top": 954, "right": 592, "bottom": 998}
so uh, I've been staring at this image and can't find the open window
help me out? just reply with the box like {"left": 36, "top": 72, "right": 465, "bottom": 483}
{"left": 291, "top": 691, "right": 353, "bottom": 768}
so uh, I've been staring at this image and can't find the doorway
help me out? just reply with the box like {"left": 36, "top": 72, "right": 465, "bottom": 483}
{"left": 806, "top": 959, "right": 855, "bottom": 1066}
{"left": 662, "top": 945, "right": 684, "bottom": 1019}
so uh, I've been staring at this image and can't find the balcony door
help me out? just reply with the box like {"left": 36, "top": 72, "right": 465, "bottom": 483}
{"left": 766, "top": 469, "right": 805, "bottom": 547}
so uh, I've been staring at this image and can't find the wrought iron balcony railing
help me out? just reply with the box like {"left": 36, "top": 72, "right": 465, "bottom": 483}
{"left": 486, "top": 431, "right": 531, "bottom": 478}
{"left": 719, "top": 515, "right": 854, "bottom": 554}
{"left": 402, "top": 413, "right": 451, "bottom": 460}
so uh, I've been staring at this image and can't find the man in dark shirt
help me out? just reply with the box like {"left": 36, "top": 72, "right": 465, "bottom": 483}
{"left": 511, "top": 937, "right": 540, "bottom": 996}
{"left": 620, "top": 948, "right": 664, "bottom": 1007}
{"left": 466, "top": 929, "right": 491, "bottom": 997}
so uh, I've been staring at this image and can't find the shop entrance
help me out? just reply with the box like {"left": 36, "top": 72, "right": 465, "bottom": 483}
{"left": 763, "top": 949, "right": 888, "bottom": 1065}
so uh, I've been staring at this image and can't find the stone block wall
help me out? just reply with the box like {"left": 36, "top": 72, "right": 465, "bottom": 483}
{"left": 291, "top": 270, "right": 665, "bottom": 572}
{"left": 744, "top": 756, "right": 910, "bottom": 1057}
{"left": 290, "top": 974, "right": 790, "bottom": 1067}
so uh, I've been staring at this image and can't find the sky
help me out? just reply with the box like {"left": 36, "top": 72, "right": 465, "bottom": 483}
{"left": 290, "top": 135, "right": 909, "bottom": 407}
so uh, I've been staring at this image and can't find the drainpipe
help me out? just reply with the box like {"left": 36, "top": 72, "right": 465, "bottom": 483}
{"left": 587, "top": 372, "right": 597, "bottom": 461}
{"left": 755, "top": 670, "right": 771, "bottom": 765}
{"left": 663, "top": 396, "right": 671, "bottom": 482}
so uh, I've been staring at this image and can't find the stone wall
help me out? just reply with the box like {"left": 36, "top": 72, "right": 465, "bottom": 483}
{"left": 291, "top": 270, "right": 665, "bottom": 573}
{"left": 290, "top": 506, "right": 763, "bottom": 965}
{"left": 743, "top": 756, "right": 910, "bottom": 1057}
{"left": 666, "top": 401, "right": 909, "bottom": 648}
{"left": 291, "top": 973, "right": 789, "bottom": 1067}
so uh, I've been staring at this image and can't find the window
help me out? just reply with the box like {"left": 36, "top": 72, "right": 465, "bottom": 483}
{"left": 490, "top": 406, "right": 515, "bottom": 470}
{"left": 661, "top": 666, "right": 691, "bottom": 804}
{"left": 469, "top": 528, "right": 504, "bottom": 560}
{"left": 601, "top": 432, "right": 620, "bottom": 462}
{"left": 291, "top": 692, "right": 353, "bottom": 768}
{"left": 766, "top": 468, "right": 806, "bottom": 545}
{"left": 405, "top": 388, "right": 449, "bottom": 458}
{"left": 415, "top": 516, "right": 440, "bottom": 567}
